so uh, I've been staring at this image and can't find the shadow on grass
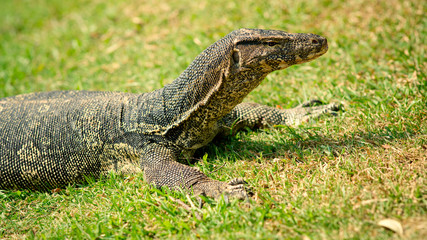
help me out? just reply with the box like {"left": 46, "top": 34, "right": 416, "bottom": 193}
{"left": 194, "top": 124, "right": 423, "bottom": 164}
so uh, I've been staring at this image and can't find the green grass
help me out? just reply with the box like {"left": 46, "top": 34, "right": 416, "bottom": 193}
{"left": 0, "top": 0, "right": 426, "bottom": 239}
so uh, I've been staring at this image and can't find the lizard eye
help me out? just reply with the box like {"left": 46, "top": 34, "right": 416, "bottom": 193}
{"left": 266, "top": 42, "right": 278, "bottom": 47}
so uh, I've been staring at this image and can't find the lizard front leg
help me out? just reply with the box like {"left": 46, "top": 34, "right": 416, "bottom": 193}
{"left": 141, "top": 143, "right": 249, "bottom": 199}
{"left": 218, "top": 101, "right": 342, "bottom": 136}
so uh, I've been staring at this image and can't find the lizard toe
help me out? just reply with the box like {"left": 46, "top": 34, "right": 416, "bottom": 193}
{"left": 224, "top": 178, "right": 253, "bottom": 200}
{"left": 330, "top": 102, "right": 345, "bottom": 112}
{"left": 298, "top": 99, "right": 324, "bottom": 108}
{"left": 228, "top": 178, "right": 248, "bottom": 186}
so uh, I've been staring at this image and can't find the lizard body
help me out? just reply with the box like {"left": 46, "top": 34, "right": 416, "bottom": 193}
{"left": 0, "top": 29, "right": 340, "bottom": 198}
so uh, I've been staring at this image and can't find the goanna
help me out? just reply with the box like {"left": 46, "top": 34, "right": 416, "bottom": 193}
{"left": 0, "top": 29, "right": 341, "bottom": 199}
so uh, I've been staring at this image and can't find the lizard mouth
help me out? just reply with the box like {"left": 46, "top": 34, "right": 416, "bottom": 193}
{"left": 317, "top": 41, "right": 328, "bottom": 55}
{"left": 311, "top": 38, "right": 328, "bottom": 57}
{"left": 294, "top": 39, "right": 328, "bottom": 65}
{"left": 319, "top": 38, "right": 328, "bottom": 54}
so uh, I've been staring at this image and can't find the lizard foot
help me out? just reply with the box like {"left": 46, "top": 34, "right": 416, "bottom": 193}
{"left": 192, "top": 178, "right": 252, "bottom": 200}
{"left": 224, "top": 178, "right": 253, "bottom": 201}
{"left": 283, "top": 100, "right": 343, "bottom": 125}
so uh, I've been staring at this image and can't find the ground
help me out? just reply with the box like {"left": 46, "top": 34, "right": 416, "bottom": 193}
{"left": 0, "top": 0, "right": 426, "bottom": 239}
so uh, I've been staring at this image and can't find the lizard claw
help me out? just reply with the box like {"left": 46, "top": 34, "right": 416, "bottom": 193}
{"left": 228, "top": 178, "right": 248, "bottom": 186}
{"left": 330, "top": 102, "right": 345, "bottom": 112}
{"left": 297, "top": 99, "right": 324, "bottom": 108}
{"left": 281, "top": 100, "right": 344, "bottom": 126}
{"left": 223, "top": 178, "right": 253, "bottom": 200}
{"left": 297, "top": 99, "right": 344, "bottom": 112}
{"left": 191, "top": 178, "right": 252, "bottom": 201}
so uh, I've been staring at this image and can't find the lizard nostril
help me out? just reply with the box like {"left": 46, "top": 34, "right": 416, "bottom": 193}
{"left": 311, "top": 39, "right": 319, "bottom": 44}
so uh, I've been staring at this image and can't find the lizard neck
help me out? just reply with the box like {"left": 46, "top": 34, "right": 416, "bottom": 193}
{"left": 124, "top": 32, "right": 245, "bottom": 137}
{"left": 160, "top": 33, "right": 237, "bottom": 128}
{"left": 159, "top": 34, "right": 271, "bottom": 148}
{"left": 161, "top": 31, "right": 271, "bottom": 129}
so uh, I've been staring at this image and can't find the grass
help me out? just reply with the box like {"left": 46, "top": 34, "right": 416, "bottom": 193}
{"left": 0, "top": 0, "right": 426, "bottom": 239}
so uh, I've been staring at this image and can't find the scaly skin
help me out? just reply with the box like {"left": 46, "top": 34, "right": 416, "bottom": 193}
{"left": 0, "top": 29, "right": 340, "bottom": 199}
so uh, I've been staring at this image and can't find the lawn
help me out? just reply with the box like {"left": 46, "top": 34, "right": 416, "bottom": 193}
{"left": 0, "top": 0, "right": 425, "bottom": 239}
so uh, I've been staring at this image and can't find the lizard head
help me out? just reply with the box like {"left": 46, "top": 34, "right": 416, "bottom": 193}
{"left": 162, "top": 29, "right": 329, "bottom": 134}
{"left": 230, "top": 28, "right": 328, "bottom": 73}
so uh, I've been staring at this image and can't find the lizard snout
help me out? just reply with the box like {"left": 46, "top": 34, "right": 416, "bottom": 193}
{"left": 311, "top": 37, "right": 327, "bottom": 48}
